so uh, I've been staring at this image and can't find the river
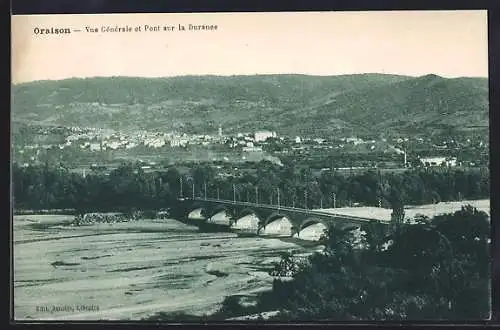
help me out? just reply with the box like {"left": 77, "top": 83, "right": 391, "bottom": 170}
{"left": 13, "top": 215, "right": 319, "bottom": 321}
{"left": 14, "top": 199, "right": 489, "bottom": 320}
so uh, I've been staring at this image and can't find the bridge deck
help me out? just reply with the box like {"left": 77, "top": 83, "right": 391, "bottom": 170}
{"left": 184, "top": 197, "right": 389, "bottom": 224}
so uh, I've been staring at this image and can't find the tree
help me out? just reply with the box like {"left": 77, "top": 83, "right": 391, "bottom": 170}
{"left": 361, "top": 220, "right": 389, "bottom": 256}
{"left": 270, "top": 252, "right": 308, "bottom": 277}
{"left": 433, "top": 205, "right": 490, "bottom": 278}
{"left": 192, "top": 165, "right": 215, "bottom": 192}
{"left": 390, "top": 189, "right": 405, "bottom": 225}
{"left": 319, "top": 224, "right": 359, "bottom": 265}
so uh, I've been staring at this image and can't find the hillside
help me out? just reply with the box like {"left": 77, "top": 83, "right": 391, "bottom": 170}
{"left": 11, "top": 74, "right": 489, "bottom": 138}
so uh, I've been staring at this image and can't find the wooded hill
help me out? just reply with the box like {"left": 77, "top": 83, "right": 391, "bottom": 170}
{"left": 12, "top": 74, "right": 489, "bottom": 138}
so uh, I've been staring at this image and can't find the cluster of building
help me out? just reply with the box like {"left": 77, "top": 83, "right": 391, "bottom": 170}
{"left": 226, "top": 131, "right": 278, "bottom": 152}
{"left": 419, "top": 156, "right": 458, "bottom": 167}
{"left": 54, "top": 129, "right": 227, "bottom": 152}
{"left": 14, "top": 122, "right": 487, "bottom": 171}
{"left": 16, "top": 125, "right": 281, "bottom": 159}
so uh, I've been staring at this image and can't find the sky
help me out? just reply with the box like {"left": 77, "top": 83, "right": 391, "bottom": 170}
{"left": 11, "top": 10, "right": 488, "bottom": 84}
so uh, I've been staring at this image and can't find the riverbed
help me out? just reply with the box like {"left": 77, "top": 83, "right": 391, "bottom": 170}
{"left": 13, "top": 215, "right": 316, "bottom": 321}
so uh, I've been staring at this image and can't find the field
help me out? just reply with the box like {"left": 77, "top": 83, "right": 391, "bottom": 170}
{"left": 13, "top": 215, "right": 316, "bottom": 321}
{"left": 319, "top": 199, "right": 490, "bottom": 222}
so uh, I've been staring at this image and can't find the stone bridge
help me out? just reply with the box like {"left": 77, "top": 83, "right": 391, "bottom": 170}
{"left": 169, "top": 197, "right": 390, "bottom": 239}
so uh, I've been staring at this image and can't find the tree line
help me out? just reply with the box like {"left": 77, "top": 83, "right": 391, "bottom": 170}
{"left": 12, "top": 160, "right": 489, "bottom": 213}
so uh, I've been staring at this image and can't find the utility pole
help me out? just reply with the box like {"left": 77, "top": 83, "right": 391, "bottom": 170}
{"left": 204, "top": 181, "right": 207, "bottom": 200}
{"left": 217, "top": 187, "right": 220, "bottom": 200}
{"left": 333, "top": 192, "right": 336, "bottom": 209}
{"left": 233, "top": 184, "right": 236, "bottom": 204}
{"left": 255, "top": 186, "right": 259, "bottom": 204}
{"left": 320, "top": 198, "right": 323, "bottom": 209}
{"left": 179, "top": 177, "right": 183, "bottom": 197}
{"left": 192, "top": 181, "right": 195, "bottom": 200}
{"left": 277, "top": 188, "right": 280, "bottom": 211}
{"left": 304, "top": 190, "right": 308, "bottom": 210}
{"left": 292, "top": 194, "right": 296, "bottom": 208}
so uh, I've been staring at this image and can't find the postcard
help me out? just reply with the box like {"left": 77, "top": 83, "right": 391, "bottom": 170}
{"left": 11, "top": 11, "right": 490, "bottom": 321}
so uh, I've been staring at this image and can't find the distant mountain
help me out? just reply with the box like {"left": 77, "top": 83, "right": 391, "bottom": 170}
{"left": 11, "top": 74, "right": 489, "bottom": 138}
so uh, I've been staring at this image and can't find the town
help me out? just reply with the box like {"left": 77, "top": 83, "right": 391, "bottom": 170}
{"left": 12, "top": 122, "right": 489, "bottom": 178}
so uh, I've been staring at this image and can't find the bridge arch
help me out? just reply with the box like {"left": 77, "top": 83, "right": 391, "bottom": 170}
{"left": 231, "top": 208, "right": 261, "bottom": 232}
{"left": 187, "top": 207, "right": 206, "bottom": 220}
{"left": 206, "top": 205, "right": 234, "bottom": 226}
{"left": 263, "top": 212, "right": 292, "bottom": 227}
{"left": 299, "top": 218, "right": 328, "bottom": 231}
{"left": 293, "top": 217, "right": 329, "bottom": 241}
{"left": 189, "top": 201, "right": 205, "bottom": 210}
{"left": 185, "top": 200, "right": 205, "bottom": 213}
{"left": 239, "top": 208, "right": 259, "bottom": 218}
{"left": 209, "top": 205, "right": 231, "bottom": 218}
{"left": 259, "top": 213, "right": 295, "bottom": 237}
{"left": 233, "top": 208, "right": 266, "bottom": 224}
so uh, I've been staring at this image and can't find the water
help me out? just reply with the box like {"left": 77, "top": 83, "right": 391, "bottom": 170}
{"left": 13, "top": 215, "right": 315, "bottom": 321}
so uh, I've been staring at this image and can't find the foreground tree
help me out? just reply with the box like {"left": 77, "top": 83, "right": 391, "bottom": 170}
{"left": 264, "top": 205, "right": 490, "bottom": 321}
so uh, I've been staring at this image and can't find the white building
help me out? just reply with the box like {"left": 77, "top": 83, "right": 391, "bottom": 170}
{"left": 254, "top": 131, "right": 276, "bottom": 142}
{"left": 344, "top": 137, "right": 364, "bottom": 145}
{"left": 170, "top": 139, "right": 181, "bottom": 147}
{"left": 125, "top": 142, "right": 138, "bottom": 149}
{"left": 144, "top": 138, "right": 165, "bottom": 148}
{"left": 170, "top": 138, "right": 188, "bottom": 147}
{"left": 420, "top": 156, "right": 457, "bottom": 167}
{"left": 242, "top": 146, "right": 263, "bottom": 152}
{"left": 89, "top": 143, "right": 101, "bottom": 152}
{"left": 106, "top": 141, "right": 121, "bottom": 150}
